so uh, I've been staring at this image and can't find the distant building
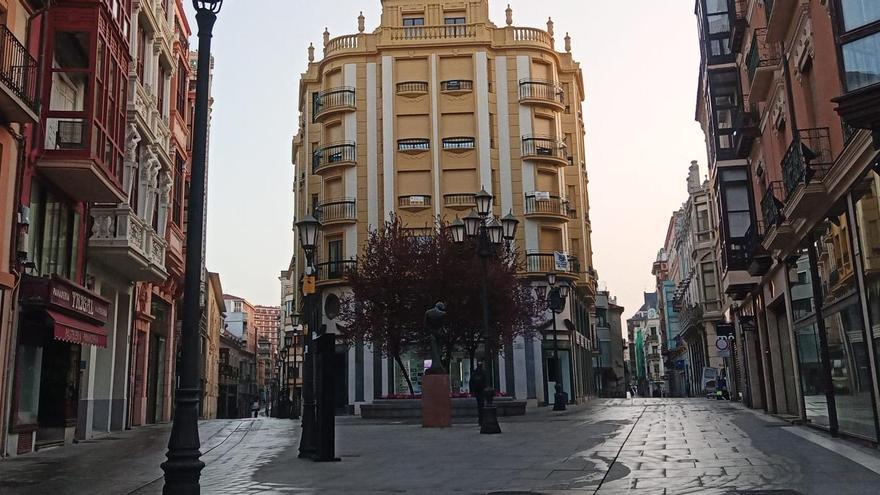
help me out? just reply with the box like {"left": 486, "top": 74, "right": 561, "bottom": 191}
{"left": 594, "top": 290, "right": 625, "bottom": 397}
{"left": 202, "top": 272, "right": 225, "bottom": 419}
{"left": 218, "top": 330, "right": 257, "bottom": 419}
{"left": 627, "top": 293, "right": 662, "bottom": 397}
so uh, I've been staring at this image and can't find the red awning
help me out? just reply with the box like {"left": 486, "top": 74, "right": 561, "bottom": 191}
{"left": 48, "top": 310, "right": 108, "bottom": 348}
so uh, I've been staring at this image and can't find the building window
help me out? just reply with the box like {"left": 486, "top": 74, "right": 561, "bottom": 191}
{"left": 234, "top": 301, "right": 242, "bottom": 312}
{"left": 177, "top": 60, "right": 188, "bottom": 113}
{"left": 701, "top": 261, "right": 718, "bottom": 302}
{"left": 173, "top": 153, "right": 184, "bottom": 226}
{"left": 837, "top": 1, "right": 880, "bottom": 91}
{"left": 27, "top": 180, "right": 81, "bottom": 280}
{"left": 717, "top": 167, "right": 753, "bottom": 270}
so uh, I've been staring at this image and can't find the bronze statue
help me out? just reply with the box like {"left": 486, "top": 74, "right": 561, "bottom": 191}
{"left": 424, "top": 302, "right": 447, "bottom": 375}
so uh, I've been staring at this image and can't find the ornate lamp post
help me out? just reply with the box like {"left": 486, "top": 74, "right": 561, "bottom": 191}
{"left": 295, "top": 214, "right": 321, "bottom": 458}
{"left": 451, "top": 188, "right": 518, "bottom": 434}
{"left": 288, "top": 314, "right": 301, "bottom": 419}
{"left": 536, "top": 275, "right": 570, "bottom": 411}
{"left": 161, "top": 1, "right": 223, "bottom": 493}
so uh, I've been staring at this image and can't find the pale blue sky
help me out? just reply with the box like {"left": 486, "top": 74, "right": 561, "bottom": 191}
{"left": 194, "top": 0, "right": 708, "bottom": 316}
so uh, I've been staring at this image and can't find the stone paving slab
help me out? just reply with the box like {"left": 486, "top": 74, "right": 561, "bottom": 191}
{"left": 1, "top": 399, "right": 880, "bottom": 494}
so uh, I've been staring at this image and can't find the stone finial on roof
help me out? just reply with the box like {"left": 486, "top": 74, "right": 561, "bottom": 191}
{"left": 505, "top": 4, "right": 513, "bottom": 26}
{"left": 358, "top": 12, "right": 365, "bottom": 33}
{"left": 308, "top": 43, "right": 314, "bottom": 62}
{"left": 323, "top": 27, "right": 330, "bottom": 47}
{"left": 547, "top": 17, "right": 554, "bottom": 37}
{"left": 564, "top": 32, "right": 571, "bottom": 52}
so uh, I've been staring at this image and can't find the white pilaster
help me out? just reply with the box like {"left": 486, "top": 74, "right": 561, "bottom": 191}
{"left": 516, "top": 56, "right": 538, "bottom": 252}
{"left": 348, "top": 345, "right": 357, "bottom": 410}
{"left": 513, "top": 336, "right": 528, "bottom": 400}
{"left": 381, "top": 57, "right": 395, "bottom": 220}
{"left": 344, "top": 64, "right": 358, "bottom": 258}
{"left": 364, "top": 345, "right": 375, "bottom": 404}
{"left": 475, "top": 52, "right": 492, "bottom": 194}
{"left": 495, "top": 56, "right": 513, "bottom": 215}
{"left": 367, "top": 63, "right": 379, "bottom": 230}
{"left": 430, "top": 54, "right": 441, "bottom": 217}
{"left": 533, "top": 336, "right": 545, "bottom": 402}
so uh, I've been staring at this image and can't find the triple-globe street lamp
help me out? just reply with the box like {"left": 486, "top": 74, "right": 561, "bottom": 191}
{"left": 449, "top": 188, "right": 518, "bottom": 434}
{"left": 161, "top": 1, "right": 223, "bottom": 493}
{"left": 535, "top": 273, "right": 570, "bottom": 411}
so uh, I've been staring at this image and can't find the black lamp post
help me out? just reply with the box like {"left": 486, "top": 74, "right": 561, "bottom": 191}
{"left": 161, "top": 1, "right": 222, "bottom": 493}
{"left": 288, "top": 314, "right": 301, "bottom": 420}
{"left": 295, "top": 214, "right": 321, "bottom": 458}
{"left": 451, "top": 188, "right": 518, "bottom": 435}
{"left": 274, "top": 359, "right": 283, "bottom": 418}
{"left": 536, "top": 275, "right": 570, "bottom": 411}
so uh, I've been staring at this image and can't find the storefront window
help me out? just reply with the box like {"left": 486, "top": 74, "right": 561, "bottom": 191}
{"left": 824, "top": 299, "right": 875, "bottom": 438}
{"left": 14, "top": 345, "right": 42, "bottom": 425}
{"left": 851, "top": 168, "right": 880, "bottom": 440}
{"left": 790, "top": 252, "right": 830, "bottom": 429}
{"left": 27, "top": 181, "right": 81, "bottom": 280}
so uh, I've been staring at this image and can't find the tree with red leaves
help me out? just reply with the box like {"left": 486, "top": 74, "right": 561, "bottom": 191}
{"left": 339, "top": 215, "right": 541, "bottom": 396}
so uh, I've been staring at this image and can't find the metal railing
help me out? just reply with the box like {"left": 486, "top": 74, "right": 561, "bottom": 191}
{"left": 396, "top": 81, "right": 428, "bottom": 94}
{"left": 440, "top": 80, "right": 473, "bottom": 92}
{"left": 525, "top": 251, "right": 579, "bottom": 275}
{"left": 679, "top": 303, "right": 704, "bottom": 331}
{"left": 442, "top": 137, "right": 475, "bottom": 150}
{"left": 398, "top": 138, "right": 430, "bottom": 152}
{"left": 761, "top": 181, "right": 786, "bottom": 227}
{"left": 524, "top": 194, "right": 568, "bottom": 217}
{"left": 443, "top": 193, "right": 476, "bottom": 208}
{"left": 312, "top": 87, "right": 356, "bottom": 120}
{"left": 316, "top": 199, "right": 356, "bottom": 223}
{"left": 745, "top": 28, "right": 779, "bottom": 84}
{"left": 782, "top": 127, "right": 832, "bottom": 199}
{"left": 316, "top": 260, "right": 357, "bottom": 282}
{"left": 519, "top": 79, "right": 564, "bottom": 105}
{"left": 744, "top": 220, "right": 766, "bottom": 257}
{"left": 521, "top": 136, "right": 567, "bottom": 161}
{"left": 398, "top": 195, "right": 432, "bottom": 208}
{"left": 312, "top": 142, "right": 356, "bottom": 172}
{"left": 0, "top": 25, "right": 37, "bottom": 113}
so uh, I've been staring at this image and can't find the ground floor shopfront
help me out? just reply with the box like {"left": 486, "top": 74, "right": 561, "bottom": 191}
{"left": 736, "top": 136, "right": 880, "bottom": 442}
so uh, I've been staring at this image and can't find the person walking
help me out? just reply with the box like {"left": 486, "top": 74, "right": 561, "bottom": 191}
{"left": 251, "top": 399, "right": 260, "bottom": 418}
{"left": 470, "top": 363, "right": 486, "bottom": 426}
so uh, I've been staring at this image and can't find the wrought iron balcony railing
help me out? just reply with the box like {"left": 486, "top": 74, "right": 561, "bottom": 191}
{"left": 315, "top": 199, "right": 356, "bottom": 223}
{"left": 745, "top": 28, "right": 780, "bottom": 85}
{"left": 519, "top": 79, "right": 565, "bottom": 106}
{"left": 524, "top": 193, "right": 569, "bottom": 218}
{"left": 316, "top": 260, "right": 357, "bottom": 282}
{"left": 443, "top": 193, "right": 476, "bottom": 209}
{"left": 442, "top": 136, "right": 475, "bottom": 150}
{"left": 398, "top": 195, "right": 432, "bottom": 208}
{"left": 312, "top": 142, "right": 356, "bottom": 172}
{"left": 782, "top": 127, "right": 832, "bottom": 199}
{"left": 521, "top": 136, "right": 568, "bottom": 162}
{"left": 396, "top": 81, "right": 429, "bottom": 95}
{"left": 0, "top": 24, "right": 38, "bottom": 115}
{"left": 761, "top": 181, "right": 786, "bottom": 228}
{"left": 525, "top": 251, "right": 579, "bottom": 276}
{"left": 312, "top": 87, "right": 356, "bottom": 120}
{"left": 440, "top": 80, "right": 473, "bottom": 93}
{"left": 398, "top": 138, "right": 430, "bottom": 152}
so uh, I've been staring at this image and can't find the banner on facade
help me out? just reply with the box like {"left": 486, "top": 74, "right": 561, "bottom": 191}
{"left": 715, "top": 336, "right": 732, "bottom": 358}
{"left": 534, "top": 191, "right": 551, "bottom": 201}
{"left": 553, "top": 252, "right": 569, "bottom": 271}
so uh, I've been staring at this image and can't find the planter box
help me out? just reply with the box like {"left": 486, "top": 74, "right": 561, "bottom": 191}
{"left": 360, "top": 397, "right": 526, "bottom": 420}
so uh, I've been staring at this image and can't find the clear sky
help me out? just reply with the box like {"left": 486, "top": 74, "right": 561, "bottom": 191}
{"left": 194, "top": 0, "right": 708, "bottom": 317}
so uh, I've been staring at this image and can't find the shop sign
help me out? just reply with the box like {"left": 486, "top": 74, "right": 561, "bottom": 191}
{"left": 21, "top": 275, "right": 109, "bottom": 324}
{"left": 554, "top": 252, "right": 569, "bottom": 271}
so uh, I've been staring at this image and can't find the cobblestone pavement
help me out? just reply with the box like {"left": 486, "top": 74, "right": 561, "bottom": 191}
{"left": 1, "top": 399, "right": 879, "bottom": 494}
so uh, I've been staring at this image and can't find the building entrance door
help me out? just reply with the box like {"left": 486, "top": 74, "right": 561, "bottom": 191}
{"left": 36, "top": 341, "right": 79, "bottom": 447}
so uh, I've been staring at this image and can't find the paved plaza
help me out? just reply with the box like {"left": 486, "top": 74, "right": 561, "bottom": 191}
{"left": 1, "top": 399, "right": 879, "bottom": 494}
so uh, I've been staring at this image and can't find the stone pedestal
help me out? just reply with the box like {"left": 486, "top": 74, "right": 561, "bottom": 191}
{"left": 421, "top": 374, "right": 451, "bottom": 428}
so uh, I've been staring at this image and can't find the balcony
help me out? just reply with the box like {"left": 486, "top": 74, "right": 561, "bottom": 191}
{"left": 312, "top": 87, "right": 356, "bottom": 121}
{"left": 316, "top": 198, "right": 357, "bottom": 225}
{"left": 833, "top": 84, "right": 880, "bottom": 139}
{"left": 398, "top": 138, "right": 430, "bottom": 154}
{"left": 0, "top": 25, "right": 38, "bottom": 123}
{"left": 37, "top": 119, "right": 126, "bottom": 203}
{"left": 521, "top": 136, "right": 569, "bottom": 167}
{"left": 443, "top": 193, "right": 476, "bottom": 210}
{"left": 396, "top": 81, "right": 429, "bottom": 97}
{"left": 398, "top": 195, "right": 432, "bottom": 211}
{"left": 745, "top": 28, "right": 780, "bottom": 101}
{"left": 387, "top": 23, "right": 478, "bottom": 42}
{"left": 316, "top": 260, "right": 356, "bottom": 285}
{"left": 645, "top": 333, "right": 659, "bottom": 343}
{"left": 525, "top": 251, "right": 579, "bottom": 281}
{"left": 518, "top": 79, "right": 565, "bottom": 111}
{"left": 442, "top": 136, "right": 475, "bottom": 152}
{"left": 679, "top": 303, "right": 704, "bottom": 332}
{"left": 745, "top": 221, "right": 772, "bottom": 277}
{"left": 732, "top": 98, "right": 760, "bottom": 158}
{"left": 440, "top": 80, "right": 473, "bottom": 95}
{"left": 730, "top": 0, "right": 748, "bottom": 52}
{"left": 312, "top": 142, "right": 356, "bottom": 173}
{"left": 765, "top": 0, "right": 799, "bottom": 43}
{"left": 647, "top": 352, "right": 661, "bottom": 360}
{"left": 89, "top": 206, "right": 168, "bottom": 283}
{"left": 524, "top": 193, "right": 571, "bottom": 222}
{"left": 782, "top": 127, "right": 832, "bottom": 219}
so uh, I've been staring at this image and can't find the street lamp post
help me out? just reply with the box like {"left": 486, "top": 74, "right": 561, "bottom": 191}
{"left": 295, "top": 214, "right": 321, "bottom": 459}
{"left": 161, "top": 1, "right": 222, "bottom": 493}
{"left": 536, "top": 275, "right": 570, "bottom": 411}
{"left": 451, "top": 188, "right": 518, "bottom": 435}
{"left": 287, "top": 317, "right": 301, "bottom": 420}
